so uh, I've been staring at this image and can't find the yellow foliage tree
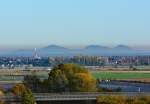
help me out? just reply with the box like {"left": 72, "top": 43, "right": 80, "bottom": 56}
{"left": 0, "top": 87, "right": 5, "bottom": 104}
{"left": 71, "top": 73, "right": 97, "bottom": 92}
{"left": 12, "top": 83, "right": 27, "bottom": 96}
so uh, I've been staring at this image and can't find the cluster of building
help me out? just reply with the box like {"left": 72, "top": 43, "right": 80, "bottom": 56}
{"left": 48, "top": 56, "right": 107, "bottom": 66}
{"left": 0, "top": 55, "right": 150, "bottom": 69}
{"left": 48, "top": 56, "right": 150, "bottom": 67}
{"left": 0, "top": 57, "right": 49, "bottom": 69}
{"left": 108, "top": 56, "right": 150, "bottom": 66}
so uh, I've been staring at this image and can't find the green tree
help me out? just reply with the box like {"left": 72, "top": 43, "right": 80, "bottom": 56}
{"left": 24, "top": 75, "right": 41, "bottom": 92}
{"left": 22, "top": 89, "right": 36, "bottom": 104}
{"left": 48, "top": 69, "right": 69, "bottom": 92}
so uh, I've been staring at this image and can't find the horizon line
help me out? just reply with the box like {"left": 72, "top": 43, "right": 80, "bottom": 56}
{"left": 1, "top": 44, "right": 150, "bottom": 51}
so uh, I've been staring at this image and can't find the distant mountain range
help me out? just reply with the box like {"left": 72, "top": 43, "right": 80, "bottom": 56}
{"left": 0, "top": 45, "right": 150, "bottom": 57}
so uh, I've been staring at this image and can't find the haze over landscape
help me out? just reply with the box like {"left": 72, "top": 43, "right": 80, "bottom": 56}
{"left": 0, "top": 0, "right": 150, "bottom": 51}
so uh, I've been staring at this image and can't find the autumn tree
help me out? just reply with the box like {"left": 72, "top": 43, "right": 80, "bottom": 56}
{"left": 47, "top": 64, "right": 97, "bottom": 92}
{"left": 11, "top": 84, "right": 36, "bottom": 104}
{"left": 0, "top": 87, "right": 5, "bottom": 104}
{"left": 12, "top": 83, "right": 27, "bottom": 96}
{"left": 70, "top": 73, "right": 97, "bottom": 92}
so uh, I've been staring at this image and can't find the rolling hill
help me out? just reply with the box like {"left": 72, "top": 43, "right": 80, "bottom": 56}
{"left": 0, "top": 45, "right": 150, "bottom": 56}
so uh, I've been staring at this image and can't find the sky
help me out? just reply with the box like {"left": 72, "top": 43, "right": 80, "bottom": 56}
{"left": 0, "top": 0, "right": 150, "bottom": 50}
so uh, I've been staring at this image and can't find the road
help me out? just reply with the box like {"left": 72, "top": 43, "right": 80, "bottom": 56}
{"left": 1, "top": 92, "right": 150, "bottom": 102}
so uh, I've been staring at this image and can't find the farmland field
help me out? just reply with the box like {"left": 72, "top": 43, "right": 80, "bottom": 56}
{"left": 1, "top": 69, "right": 150, "bottom": 83}
{"left": 91, "top": 71, "right": 150, "bottom": 79}
{"left": 87, "top": 65, "right": 150, "bottom": 70}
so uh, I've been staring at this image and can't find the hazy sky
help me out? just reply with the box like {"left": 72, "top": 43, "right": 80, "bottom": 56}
{"left": 0, "top": 0, "right": 150, "bottom": 49}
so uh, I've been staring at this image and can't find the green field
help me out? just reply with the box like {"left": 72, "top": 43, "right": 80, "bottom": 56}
{"left": 100, "top": 65, "right": 150, "bottom": 70}
{"left": 91, "top": 72, "right": 150, "bottom": 79}
{"left": 1, "top": 69, "right": 150, "bottom": 82}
